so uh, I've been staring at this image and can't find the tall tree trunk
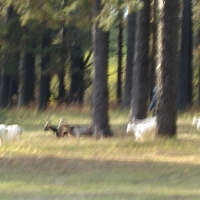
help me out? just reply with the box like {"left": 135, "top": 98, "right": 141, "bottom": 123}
{"left": 122, "top": 12, "right": 136, "bottom": 109}
{"left": 0, "top": 5, "right": 20, "bottom": 108}
{"left": 9, "top": 52, "right": 20, "bottom": 107}
{"left": 91, "top": 0, "right": 112, "bottom": 137}
{"left": 178, "top": 0, "right": 193, "bottom": 111}
{"left": 58, "top": 68, "right": 66, "bottom": 104}
{"left": 156, "top": 0, "right": 179, "bottom": 137}
{"left": 58, "top": 27, "right": 67, "bottom": 104}
{"left": 69, "top": 51, "right": 84, "bottom": 104}
{"left": 117, "top": 8, "right": 123, "bottom": 104}
{"left": 58, "top": 0, "right": 68, "bottom": 104}
{"left": 198, "top": 28, "right": 200, "bottom": 105}
{"left": 38, "top": 30, "right": 51, "bottom": 111}
{"left": 130, "top": 0, "right": 151, "bottom": 120}
{"left": 149, "top": 0, "right": 157, "bottom": 98}
{"left": 21, "top": 46, "right": 35, "bottom": 106}
{"left": 0, "top": 67, "right": 10, "bottom": 108}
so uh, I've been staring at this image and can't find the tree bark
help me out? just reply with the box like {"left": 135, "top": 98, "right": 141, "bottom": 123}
{"left": 156, "top": 0, "right": 179, "bottom": 137}
{"left": 149, "top": 0, "right": 157, "bottom": 99}
{"left": 38, "top": 30, "right": 51, "bottom": 111}
{"left": 21, "top": 47, "right": 35, "bottom": 106}
{"left": 58, "top": 28, "right": 67, "bottom": 104}
{"left": 0, "top": 69, "right": 10, "bottom": 108}
{"left": 178, "top": 0, "right": 193, "bottom": 111}
{"left": 122, "top": 12, "right": 136, "bottom": 109}
{"left": 9, "top": 52, "right": 20, "bottom": 107}
{"left": 91, "top": 0, "right": 112, "bottom": 137}
{"left": 117, "top": 8, "right": 123, "bottom": 104}
{"left": 0, "top": 5, "right": 20, "bottom": 108}
{"left": 130, "top": 0, "right": 151, "bottom": 119}
{"left": 69, "top": 51, "right": 84, "bottom": 104}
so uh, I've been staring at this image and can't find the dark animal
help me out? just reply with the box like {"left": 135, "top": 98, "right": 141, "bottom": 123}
{"left": 57, "top": 119, "right": 91, "bottom": 138}
{"left": 57, "top": 120, "right": 71, "bottom": 137}
{"left": 44, "top": 121, "right": 60, "bottom": 137}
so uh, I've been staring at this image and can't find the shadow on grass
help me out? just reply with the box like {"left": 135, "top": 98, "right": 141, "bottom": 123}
{"left": 0, "top": 155, "right": 200, "bottom": 200}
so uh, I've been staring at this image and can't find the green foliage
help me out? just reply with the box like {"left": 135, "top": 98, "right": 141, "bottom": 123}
{"left": 97, "top": 0, "right": 143, "bottom": 31}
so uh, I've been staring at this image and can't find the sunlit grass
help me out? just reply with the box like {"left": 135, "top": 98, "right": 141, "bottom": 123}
{"left": 1, "top": 107, "right": 200, "bottom": 199}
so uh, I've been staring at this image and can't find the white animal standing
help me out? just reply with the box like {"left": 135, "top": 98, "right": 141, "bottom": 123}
{"left": 5, "top": 124, "right": 24, "bottom": 141}
{"left": 126, "top": 119, "right": 156, "bottom": 141}
{"left": 0, "top": 124, "right": 8, "bottom": 145}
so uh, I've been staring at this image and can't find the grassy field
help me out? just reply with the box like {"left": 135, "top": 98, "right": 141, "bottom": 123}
{"left": 0, "top": 107, "right": 200, "bottom": 200}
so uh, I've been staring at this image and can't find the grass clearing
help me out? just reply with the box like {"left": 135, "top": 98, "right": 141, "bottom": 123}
{"left": 0, "top": 107, "right": 200, "bottom": 199}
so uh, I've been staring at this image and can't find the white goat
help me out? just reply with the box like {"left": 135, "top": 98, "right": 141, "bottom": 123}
{"left": 5, "top": 124, "right": 24, "bottom": 141}
{"left": 126, "top": 120, "right": 156, "bottom": 141}
{"left": 0, "top": 124, "right": 8, "bottom": 145}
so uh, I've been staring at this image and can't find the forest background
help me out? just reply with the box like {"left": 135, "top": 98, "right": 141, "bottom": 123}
{"left": 1, "top": 1, "right": 200, "bottom": 198}
{"left": 0, "top": 0, "right": 198, "bottom": 137}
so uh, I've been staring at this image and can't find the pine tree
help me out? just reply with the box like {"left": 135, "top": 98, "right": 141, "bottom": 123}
{"left": 122, "top": 11, "right": 136, "bottom": 108}
{"left": 91, "top": 0, "right": 112, "bottom": 137}
{"left": 130, "top": 0, "right": 151, "bottom": 119}
{"left": 178, "top": 0, "right": 193, "bottom": 111}
{"left": 0, "top": 5, "right": 21, "bottom": 108}
{"left": 156, "top": 0, "right": 179, "bottom": 137}
{"left": 38, "top": 30, "right": 52, "bottom": 110}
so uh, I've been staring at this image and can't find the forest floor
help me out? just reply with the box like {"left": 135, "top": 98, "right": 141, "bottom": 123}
{"left": 0, "top": 107, "right": 200, "bottom": 200}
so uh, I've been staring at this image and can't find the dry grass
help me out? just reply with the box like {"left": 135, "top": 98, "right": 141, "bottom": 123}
{"left": 0, "top": 107, "right": 200, "bottom": 199}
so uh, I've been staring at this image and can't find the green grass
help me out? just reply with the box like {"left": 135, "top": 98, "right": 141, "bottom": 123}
{"left": 0, "top": 107, "right": 200, "bottom": 199}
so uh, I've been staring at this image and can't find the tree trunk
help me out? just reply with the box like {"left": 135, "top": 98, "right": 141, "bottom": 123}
{"left": 9, "top": 52, "right": 20, "bottom": 107}
{"left": 38, "top": 30, "right": 51, "bottom": 111}
{"left": 58, "top": 27, "right": 67, "bottom": 104}
{"left": 69, "top": 52, "right": 84, "bottom": 104}
{"left": 156, "top": 0, "right": 179, "bottom": 137}
{"left": 0, "top": 5, "right": 20, "bottom": 108}
{"left": 122, "top": 12, "right": 136, "bottom": 109}
{"left": 149, "top": 0, "right": 157, "bottom": 99}
{"left": 91, "top": 0, "right": 112, "bottom": 137}
{"left": 21, "top": 47, "right": 35, "bottom": 106}
{"left": 0, "top": 69, "right": 10, "bottom": 108}
{"left": 117, "top": 8, "right": 123, "bottom": 104}
{"left": 178, "top": 0, "right": 193, "bottom": 111}
{"left": 58, "top": 68, "right": 66, "bottom": 104}
{"left": 130, "top": 0, "right": 151, "bottom": 120}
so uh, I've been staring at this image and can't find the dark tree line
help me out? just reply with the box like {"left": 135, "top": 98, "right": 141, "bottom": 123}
{"left": 0, "top": 1, "right": 93, "bottom": 110}
{"left": 0, "top": 0, "right": 194, "bottom": 137}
